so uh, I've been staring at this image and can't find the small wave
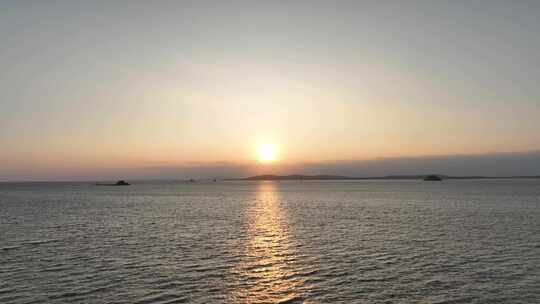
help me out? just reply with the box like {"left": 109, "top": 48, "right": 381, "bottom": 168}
{"left": 48, "top": 291, "right": 81, "bottom": 300}
{"left": 277, "top": 295, "right": 305, "bottom": 304}
{"left": 0, "top": 295, "right": 26, "bottom": 303}
{"left": 1, "top": 245, "right": 21, "bottom": 251}
{"left": 25, "top": 239, "right": 61, "bottom": 246}
{"left": 0, "top": 288, "right": 14, "bottom": 295}
{"left": 135, "top": 292, "right": 187, "bottom": 304}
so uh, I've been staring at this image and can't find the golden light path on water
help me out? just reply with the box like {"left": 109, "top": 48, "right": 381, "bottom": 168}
{"left": 229, "top": 182, "right": 316, "bottom": 303}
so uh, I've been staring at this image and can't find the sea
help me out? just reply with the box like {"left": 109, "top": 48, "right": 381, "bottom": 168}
{"left": 1, "top": 179, "right": 539, "bottom": 303}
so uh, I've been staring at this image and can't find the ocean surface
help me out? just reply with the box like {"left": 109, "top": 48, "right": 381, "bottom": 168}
{"left": 1, "top": 179, "right": 539, "bottom": 303}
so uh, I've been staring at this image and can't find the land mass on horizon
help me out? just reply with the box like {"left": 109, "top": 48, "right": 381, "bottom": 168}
{"left": 227, "top": 174, "right": 540, "bottom": 181}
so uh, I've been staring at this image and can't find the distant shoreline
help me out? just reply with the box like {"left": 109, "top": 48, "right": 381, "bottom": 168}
{"left": 2, "top": 175, "right": 540, "bottom": 183}
{"left": 226, "top": 174, "right": 540, "bottom": 181}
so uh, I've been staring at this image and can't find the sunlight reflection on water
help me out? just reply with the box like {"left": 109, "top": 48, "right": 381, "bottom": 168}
{"left": 229, "top": 181, "right": 312, "bottom": 303}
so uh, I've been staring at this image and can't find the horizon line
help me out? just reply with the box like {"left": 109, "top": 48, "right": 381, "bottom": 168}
{"left": 2, "top": 173, "right": 540, "bottom": 183}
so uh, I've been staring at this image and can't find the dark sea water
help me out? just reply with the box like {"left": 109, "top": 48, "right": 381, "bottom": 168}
{"left": 1, "top": 180, "right": 539, "bottom": 303}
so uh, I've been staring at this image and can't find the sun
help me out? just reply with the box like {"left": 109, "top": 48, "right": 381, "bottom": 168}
{"left": 257, "top": 143, "right": 278, "bottom": 163}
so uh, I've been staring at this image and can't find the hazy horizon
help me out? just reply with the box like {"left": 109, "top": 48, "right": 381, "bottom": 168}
{"left": 2, "top": 1, "right": 540, "bottom": 180}
{"left": 1, "top": 150, "right": 539, "bottom": 182}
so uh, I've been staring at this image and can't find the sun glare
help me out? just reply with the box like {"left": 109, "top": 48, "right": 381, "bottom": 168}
{"left": 258, "top": 143, "right": 278, "bottom": 163}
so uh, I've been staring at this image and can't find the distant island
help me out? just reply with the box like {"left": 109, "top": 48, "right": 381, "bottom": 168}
{"left": 228, "top": 174, "right": 540, "bottom": 181}
{"left": 95, "top": 180, "right": 130, "bottom": 186}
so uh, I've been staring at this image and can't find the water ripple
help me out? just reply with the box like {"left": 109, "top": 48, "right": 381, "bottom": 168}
{"left": 1, "top": 180, "right": 539, "bottom": 303}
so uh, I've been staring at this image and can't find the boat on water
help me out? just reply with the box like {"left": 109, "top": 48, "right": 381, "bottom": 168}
{"left": 424, "top": 175, "right": 443, "bottom": 181}
{"left": 95, "top": 180, "right": 130, "bottom": 186}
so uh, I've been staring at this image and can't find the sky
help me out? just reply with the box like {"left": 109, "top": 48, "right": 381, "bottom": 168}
{"left": 1, "top": 1, "right": 539, "bottom": 180}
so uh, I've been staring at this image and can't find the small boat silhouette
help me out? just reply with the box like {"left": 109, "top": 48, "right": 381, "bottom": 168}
{"left": 424, "top": 175, "right": 442, "bottom": 181}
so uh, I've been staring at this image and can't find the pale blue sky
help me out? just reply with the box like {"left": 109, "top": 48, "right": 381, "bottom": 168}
{"left": 1, "top": 1, "right": 539, "bottom": 180}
